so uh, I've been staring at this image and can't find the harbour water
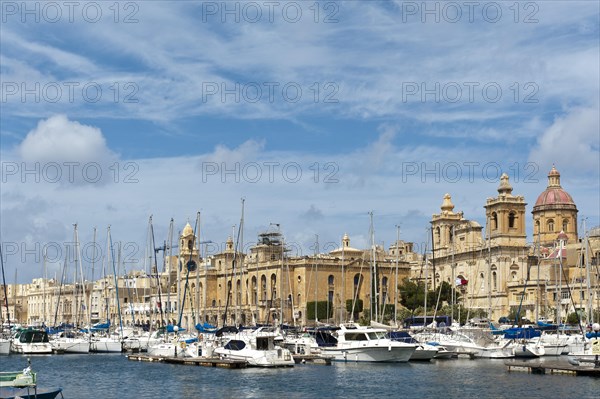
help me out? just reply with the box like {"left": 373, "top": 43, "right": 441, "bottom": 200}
{"left": 1, "top": 355, "right": 598, "bottom": 398}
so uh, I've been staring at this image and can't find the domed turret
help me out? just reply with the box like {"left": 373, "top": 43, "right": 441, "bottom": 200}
{"left": 533, "top": 166, "right": 576, "bottom": 209}
{"left": 182, "top": 222, "right": 194, "bottom": 237}
{"left": 441, "top": 193, "right": 455, "bottom": 213}
{"left": 532, "top": 166, "right": 578, "bottom": 246}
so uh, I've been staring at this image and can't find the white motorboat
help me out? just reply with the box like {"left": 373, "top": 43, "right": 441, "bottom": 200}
{"left": 214, "top": 327, "right": 295, "bottom": 367}
{"left": 414, "top": 331, "right": 513, "bottom": 359}
{"left": 10, "top": 328, "right": 52, "bottom": 354}
{"left": 320, "top": 323, "right": 416, "bottom": 363}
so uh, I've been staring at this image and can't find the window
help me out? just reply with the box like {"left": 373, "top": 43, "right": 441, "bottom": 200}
{"left": 492, "top": 271, "right": 497, "bottom": 291}
{"left": 535, "top": 220, "right": 540, "bottom": 235}
{"left": 547, "top": 219, "right": 555, "bottom": 232}
{"left": 509, "top": 212, "right": 516, "bottom": 228}
{"left": 492, "top": 212, "right": 498, "bottom": 230}
{"left": 328, "top": 275, "right": 334, "bottom": 285}
{"left": 562, "top": 219, "right": 568, "bottom": 232}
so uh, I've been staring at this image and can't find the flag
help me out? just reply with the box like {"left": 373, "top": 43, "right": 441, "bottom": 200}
{"left": 455, "top": 277, "right": 468, "bottom": 286}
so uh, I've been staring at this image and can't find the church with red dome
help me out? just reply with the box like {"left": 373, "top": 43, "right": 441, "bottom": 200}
{"left": 421, "top": 166, "right": 598, "bottom": 324}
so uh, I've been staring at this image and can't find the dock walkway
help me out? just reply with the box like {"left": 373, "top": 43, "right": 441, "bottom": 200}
{"left": 127, "top": 354, "right": 247, "bottom": 368}
{"left": 506, "top": 360, "right": 600, "bottom": 377}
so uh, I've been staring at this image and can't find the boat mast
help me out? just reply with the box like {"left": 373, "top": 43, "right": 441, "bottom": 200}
{"left": 583, "top": 219, "right": 593, "bottom": 324}
{"left": 314, "top": 234, "right": 318, "bottom": 325}
{"left": 394, "top": 225, "right": 400, "bottom": 327}
{"left": 488, "top": 216, "right": 492, "bottom": 323}
{"left": 89, "top": 227, "right": 97, "bottom": 339}
{"left": 75, "top": 224, "right": 90, "bottom": 330}
{"left": 195, "top": 213, "right": 201, "bottom": 327}
{"left": 165, "top": 219, "right": 174, "bottom": 325}
{"left": 369, "top": 211, "right": 378, "bottom": 323}
{"left": 238, "top": 200, "right": 245, "bottom": 326}
{"left": 42, "top": 246, "right": 47, "bottom": 325}
{"left": 280, "top": 233, "right": 284, "bottom": 327}
{"left": 340, "top": 234, "right": 345, "bottom": 324}
{"left": 451, "top": 225, "right": 455, "bottom": 325}
{"left": 424, "top": 228, "right": 428, "bottom": 327}
{"left": 0, "top": 243, "right": 10, "bottom": 326}
{"left": 108, "top": 226, "right": 124, "bottom": 340}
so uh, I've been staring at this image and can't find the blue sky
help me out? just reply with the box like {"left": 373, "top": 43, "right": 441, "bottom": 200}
{"left": 1, "top": 1, "right": 599, "bottom": 283}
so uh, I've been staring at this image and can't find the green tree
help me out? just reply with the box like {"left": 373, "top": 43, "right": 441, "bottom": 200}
{"left": 399, "top": 278, "right": 426, "bottom": 312}
{"left": 399, "top": 279, "right": 459, "bottom": 313}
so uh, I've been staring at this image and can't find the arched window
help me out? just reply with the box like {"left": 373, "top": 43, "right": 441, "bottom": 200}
{"left": 492, "top": 271, "right": 497, "bottom": 291}
{"left": 271, "top": 273, "right": 277, "bottom": 299}
{"left": 535, "top": 220, "right": 540, "bottom": 235}
{"left": 511, "top": 271, "right": 517, "bottom": 281}
{"left": 562, "top": 219, "right": 569, "bottom": 232}
{"left": 547, "top": 219, "right": 555, "bottom": 232}
{"left": 435, "top": 227, "right": 441, "bottom": 244}
{"left": 328, "top": 275, "right": 334, "bottom": 285}
{"left": 509, "top": 212, "right": 516, "bottom": 228}
{"left": 480, "top": 273, "right": 485, "bottom": 291}
{"left": 261, "top": 275, "right": 267, "bottom": 301}
{"left": 353, "top": 274, "right": 363, "bottom": 298}
{"left": 251, "top": 276, "right": 257, "bottom": 305}
{"left": 492, "top": 212, "right": 498, "bottom": 230}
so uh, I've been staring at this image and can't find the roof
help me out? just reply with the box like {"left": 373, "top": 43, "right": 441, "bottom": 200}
{"left": 533, "top": 166, "right": 576, "bottom": 209}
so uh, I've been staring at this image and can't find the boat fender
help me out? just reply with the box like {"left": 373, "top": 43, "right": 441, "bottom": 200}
{"left": 199, "top": 334, "right": 203, "bottom": 341}
{"left": 180, "top": 341, "right": 186, "bottom": 349}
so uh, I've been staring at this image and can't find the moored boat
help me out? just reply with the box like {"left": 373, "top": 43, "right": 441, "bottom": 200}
{"left": 10, "top": 328, "right": 52, "bottom": 355}
{"left": 0, "top": 359, "right": 63, "bottom": 399}
{"left": 320, "top": 323, "right": 416, "bottom": 362}
{"left": 214, "top": 327, "right": 295, "bottom": 367}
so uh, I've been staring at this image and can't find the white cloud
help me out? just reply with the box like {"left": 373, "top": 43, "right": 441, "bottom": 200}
{"left": 18, "top": 115, "right": 116, "bottom": 163}
{"left": 528, "top": 107, "right": 600, "bottom": 177}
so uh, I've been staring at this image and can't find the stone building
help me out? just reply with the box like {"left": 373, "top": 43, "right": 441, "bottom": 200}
{"left": 424, "top": 167, "right": 599, "bottom": 323}
{"left": 168, "top": 227, "right": 419, "bottom": 330}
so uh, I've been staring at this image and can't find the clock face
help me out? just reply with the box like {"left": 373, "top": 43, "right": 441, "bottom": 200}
{"left": 186, "top": 260, "right": 197, "bottom": 272}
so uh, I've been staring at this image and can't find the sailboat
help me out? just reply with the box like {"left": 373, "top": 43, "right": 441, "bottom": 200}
{"left": 90, "top": 226, "right": 123, "bottom": 353}
{"left": 0, "top": 244, "right": 12, "bottom": 355}
{"left": 50, "top": 225, "right": 91, "bottom": 354}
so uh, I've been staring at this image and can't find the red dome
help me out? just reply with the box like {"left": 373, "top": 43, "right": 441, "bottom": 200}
{"left": 533, "top": 166, "right": 576, "bottom": 209}
{"left": 534, "top": 188, "right": 575, "bottom": 207}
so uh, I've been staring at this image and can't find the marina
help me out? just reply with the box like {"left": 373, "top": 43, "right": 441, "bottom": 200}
{"left": 1, "top": 353, "right": 599, "bottom": 398}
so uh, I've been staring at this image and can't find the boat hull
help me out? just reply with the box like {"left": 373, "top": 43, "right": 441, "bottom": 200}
{"left": 51, "top": 339, "right": 90, "bottom": 354}
{"left": 10, "top": 343, "right": 52, "bottom": 355}
{"left": 90, "top": 339, "right": 122, "bottom": 353}
{"left": 214, "top": 347, "right": 294, "bottom": 367}
{"left": 0, "top": 340, "right": 10, "bottom": 356}
{"left": 0, "top": 386, "right": 62, "bottom": 399}
{"left": 323, "top": 345, "right": 415, "bottom": 362}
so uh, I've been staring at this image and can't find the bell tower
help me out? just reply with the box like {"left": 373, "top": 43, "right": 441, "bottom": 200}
{"left": 484, "top": 173, "right": 527, "bottom": 246}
